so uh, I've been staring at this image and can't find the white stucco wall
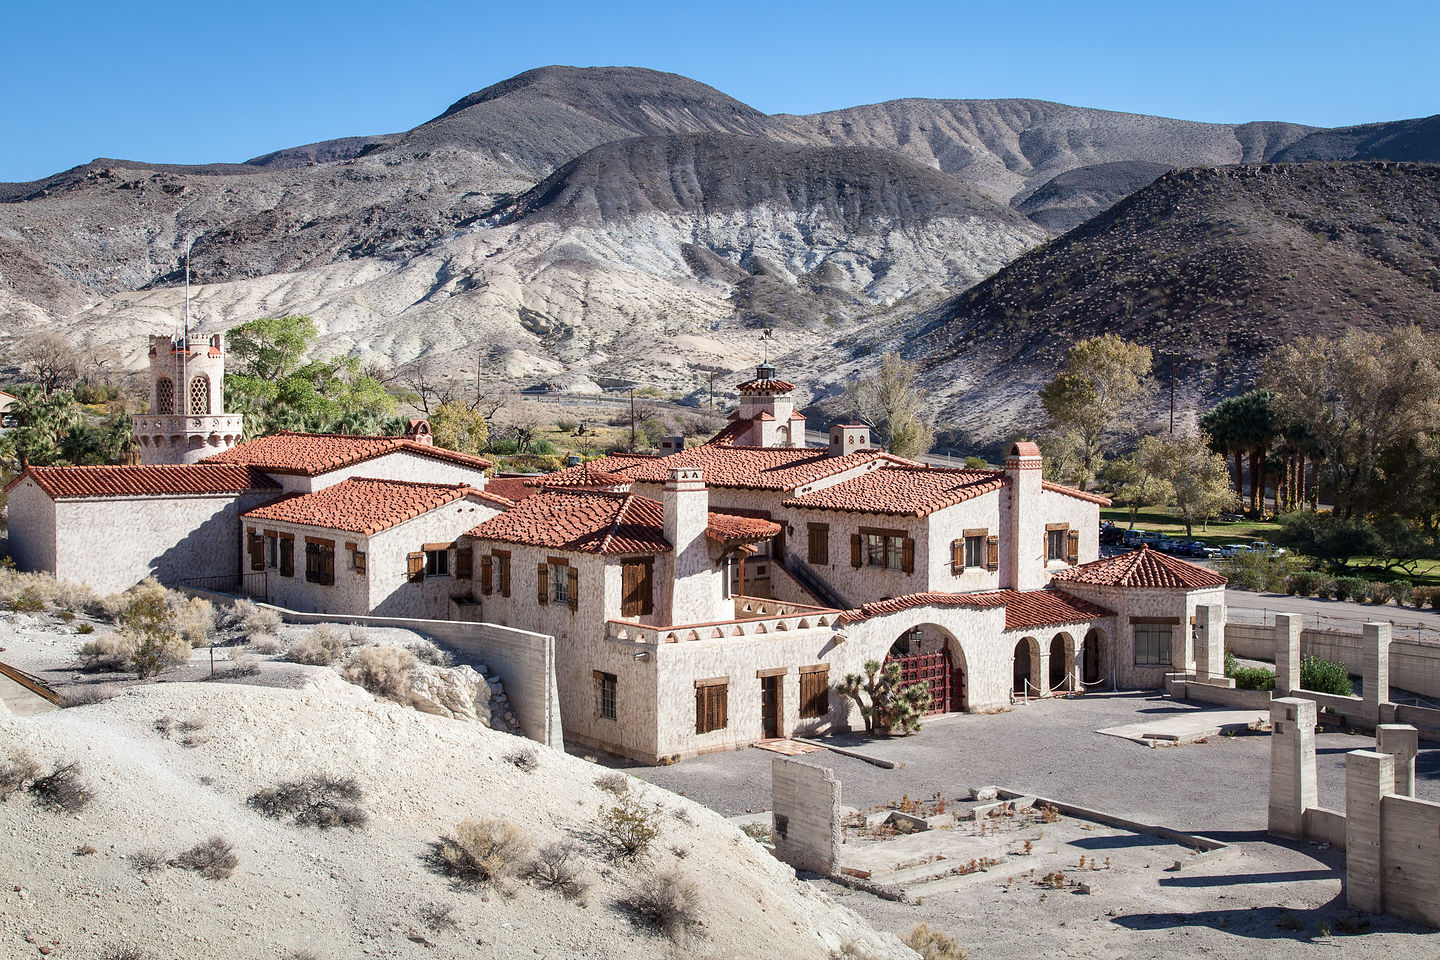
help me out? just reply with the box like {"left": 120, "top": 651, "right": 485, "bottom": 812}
{"left": 1053, "top": 581, "right": 1225, "bottom": 689}
{"left": 305, "top": 450, "right": 492, "bottom": 493}
{"left": 5, "top": 478, "right": 57, "bottom": 576}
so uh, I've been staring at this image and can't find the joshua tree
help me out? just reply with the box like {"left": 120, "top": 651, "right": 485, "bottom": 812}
{"left": 838, "top": 660, "right": 933, "bottom": 736}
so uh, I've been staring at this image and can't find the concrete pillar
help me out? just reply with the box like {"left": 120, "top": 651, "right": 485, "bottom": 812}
{"left": 1003, "top": 443, "right": 1044, "bottom": 591}
{"left": 1363, "top": 622, "right": 1392, "bottom": 721}
{"left": 1268, "top": 697, "right": 1318, "bottom": 840}
{"left": 1376, "top": 724, "right": 1418, "bottom": 798}
{"left": 770, "top": 757, "right": 840, "bottom": 876}
{"left": 1036, "top": 652, "right": 1052, "bottom": 696}
{"left": 1195, "top": 604, "right": 1224, "bottom": 682}
{"left": 1345, "top": 749, "right": 1394, "bottom": 915}
{"left": 1274, "top": 613, "right": 1302, "bottom": 695}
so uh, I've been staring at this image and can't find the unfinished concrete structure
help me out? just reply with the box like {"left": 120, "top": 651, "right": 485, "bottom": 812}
{"left": 771, "top": 756, "right": 841, "bottom": 875}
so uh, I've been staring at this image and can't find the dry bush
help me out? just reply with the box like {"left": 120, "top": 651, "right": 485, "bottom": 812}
{"left": 57, "top": 683, "right": 120, "bottom": 707}
{"left": 418, "top": 902, "right": 459, "bottom": 932}
{"left": 127, "top": 848, "right": 167, "bottom": 873}
{"left": 597, "top": 796, "right": 662, "bottom": 859}
{"left": 221, "top": 654, "right": 261, "bottom": 678}
{"left": 28, "top": 762, "right": 92, "bottom": 812}
{"left": 342, "top": 646, "right": 416, "bottom": 702}
{"left": 409, "top": 638, "right": 454, "bottom": 667}
{"left": 227, "top": 598, "right": 283, "bottom": 636}
{"left": 903, "top": 923, "right": 966, "bottom": 960}
{"left": 248, "top": 774, "right": 368, "bottom": 830}
{"left": 594, "top": 773, "right": 630, "bottom": 796}
{"left": 289, "top": 625, "right": 347, "bottom": 666}
{"left": 249, "top": 634, "right": 281, "bottom": 655}
{"left": 504, "top": 747, "right": 539, "bottom": 773}
{"left": 172, "top": 836, "right": 238, "bottom": 879}
{"left": 77, "top": 632, "right": 130, "bottom": 671}
{"left": 75, "top": 843, "right": 98, "bottom": 856}
{"left": 0, "top": 751, "right": 40, "bottom": 800}
{"left": 525, "top": 841, "right": 588, "bottom": 899}
{"left": 619, "top": 868, "right": 700, "bottom": 942}
{"left": 100, "top": 943, "right": 147, "bottom": 960}
{"left": 79, "top": 581, "right": 190, "bottom": 677}
{"left": 171, "top": 596, "right": 217, "bottom": 648}
{"left": 430, "top": 818, "right": 530, "bottom": 887}
{"left": 347, "top": 625, "right": 370, "bottom": 646}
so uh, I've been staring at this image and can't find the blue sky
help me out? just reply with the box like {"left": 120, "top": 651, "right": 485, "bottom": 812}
{"left": 1, "top": 0, "right": 1435, "bottom": 182}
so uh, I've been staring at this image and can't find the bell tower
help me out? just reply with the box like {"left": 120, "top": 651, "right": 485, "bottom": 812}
{"left": 132, "top": 332, "right": 244, "bottom": 464}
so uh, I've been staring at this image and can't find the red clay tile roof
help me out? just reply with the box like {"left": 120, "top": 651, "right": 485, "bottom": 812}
{"left": 464, "top": 489, "right": 671, "bottom": 555}
{"left": 241, "top": 478, "right": 499, "bottom": 536}
{"left": 204, "top": 431, "right": 491, "bottom": 476}
{"left": 839, "top": 589, "right": 1113, "bottom": 628}
{"left": 525, "top": 469, "right": 632, "bottom": 489}
{"left": 704, "top": 417, "right": 752, "bottom": 446}
{"left": 484, "top": 476, "right": 540, "bottom": 503}
{"left": 705, "top": 511, "right": 782, "bottom": 544}
{"left": 736, "top": 378, "right": 796, "bottom": 393}
{"left": 783, "top": 464, "right": 1007, "bottom": 516}
{"left": 1043, "top": 481, "right": 1112, "bottom": 506}
{"left": 1009, "top": 441, "right": 1041, "bottom": 458}
{"left": 7, "top": 464, "right": 280, "bottom": 499}
{"left": 1049, "top": 545, "right": 1227, "bottom": 589}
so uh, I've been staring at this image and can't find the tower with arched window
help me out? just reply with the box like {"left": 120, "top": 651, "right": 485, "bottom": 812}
{"left": 132, "top": 333, "right": 244, "bottom": 464}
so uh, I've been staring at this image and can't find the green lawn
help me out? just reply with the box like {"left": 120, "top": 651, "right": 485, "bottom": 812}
{"left": 1101, "top": 507, "right": 1281, "bottom": 548}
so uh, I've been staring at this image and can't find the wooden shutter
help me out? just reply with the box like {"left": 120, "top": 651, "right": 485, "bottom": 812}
{"left": 799, "top": 668, "right": 830, "bottom": 719}
{"left": 621, "top": 561, "right": 638, "bottom": 616}
{"left": 407, "top": 552, "right": 425, "bottom": 583}
{"left": 950, "top": 539, "right": 964, "bottom": 575}
{"left": 322, "top": 546, "right": 334, "bottom": 586}
{"left": 248, "top": 534, "right": 265, "bottom": 572}
{"left": 808, "top": 523, "right": 829, "bottom": 565}
{"left": 497, "top": 551, "right": 511, "bottom": 597}
{"left": 986, "top": 535, "right": 999, "bottom": 572}
{"left": 639, "top": 559, "right": 653, "bottom": 615}
{"left": 1067, "top": 529, "right": 1081, "bottom": 565}
{"left": 850, "top": 533, "right": 863, "bottom": 568}
{"left": 901, "top": 538, "right": 915, "bottom": 574}
{"left": 695, "top": 681, "right": 728, "bottom": 734}
{"left": 567, "top": 567, "right": 579, "bottom": 611}
{"left": 456, "top": 548, "right": 473, "bottom": 580}
{"left": 480, "top": 555, "right": 493, "bottom": 595}
{"left": 279, "top": 538, "right": 294, "bottom": 578}
{"left": 537, "top": 563, "right": 548, "bottom": 605}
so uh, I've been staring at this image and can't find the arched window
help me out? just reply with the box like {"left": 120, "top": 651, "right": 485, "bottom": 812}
{"left": 189, "top": 376, "right": 210, "bottom": 415}
{"left": 155, "top": 377, "right": 174, "bottom": 415}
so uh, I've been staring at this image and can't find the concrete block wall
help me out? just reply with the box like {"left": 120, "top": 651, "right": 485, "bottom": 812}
{"left": 770, "top": 757, "right": 840, "bottom": 876}
{"left": 1268, "top": 697, "right": 1317, "bottom": 840}
{"left": 1225, "top": 622, "right": 1440, "bottom": 701}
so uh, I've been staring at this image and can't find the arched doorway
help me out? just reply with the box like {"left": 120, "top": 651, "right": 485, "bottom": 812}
{"left": 1013, "top": 637, "right": 1040, "bottom": 696}
{"left": 884, "top": 624, "right": 967, "bottom": 714}
{"left": 1049, "top": 633, "right": 1074, "bottom": 692}
{"left": 1082, "top": 628, "right": 1105, "bottom": 685}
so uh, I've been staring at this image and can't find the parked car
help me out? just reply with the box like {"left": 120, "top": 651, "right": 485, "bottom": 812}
{"left": 1153, "top": 537, "right": 1180, "bottom": 552}
{"left": 1122, "top": 529, "right": 1148, "bottom": 547}
{"left": 1249, "top": 540, "right": 1287, "bottom": 557}
{"left": 1221, "top": 544, "right": 1250, "bottom": 557}
{"left": 1101, "top": 525, "right": 1125, "bottom": 546}
{"left": 1198, "top": 545, "right": 1225, "bottom": 559}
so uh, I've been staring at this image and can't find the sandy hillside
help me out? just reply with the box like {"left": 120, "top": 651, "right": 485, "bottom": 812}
{"left": 0, "top": 670, "right": 911, "bottom": 960}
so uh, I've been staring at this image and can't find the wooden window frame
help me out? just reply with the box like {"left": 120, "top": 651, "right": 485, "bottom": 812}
{"left": 594, "top": 671, "right": 618, "bottom": 721}
{"left": 304, "top": 537, "right": 335, "bottom": 586}
{"left": 798, "top": 665, "right": 830, "bottom": 720}
{"left": 621, "top": 557, "right": 654, "bottom": 617}
{"left": 807, "top": 522, "right": 829, "bottom": 566}
{"left": 858, "top": 526, "right": 913, "bottom": 573}
{"left": 1046, "top": 525, "right": 1069, "bottom": 562}
{"left": 1132, "top": 620, "right": 1174, "bottom": 666}
{"left": 953, "top": 528, "right": 988, "bottom": 574}
{"left": 695, "top": 678, "right": 729, "bottom": 735}
{"left": 424, "top": 548, "right": 450, "bottom": 578}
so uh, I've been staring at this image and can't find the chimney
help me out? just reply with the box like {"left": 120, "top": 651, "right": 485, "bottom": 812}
{"left": 405, "top": 419, "right": 434, "bottom": 445}
{"left": 663, "top": 467, "right": 726, "bottom": 623}
{"left": 659, "top": 435, "right": 686, "bottom": 455}
{"left": 829, "top": 424, "right": 872, "bottom": 457}
{"left": 1004, "top": 441, "right": 1044, "bottom": 590}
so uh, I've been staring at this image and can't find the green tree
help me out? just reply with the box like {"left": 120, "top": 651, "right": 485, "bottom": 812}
{"left": 430, "top": 402, "right": 490, "bottom": 455}
{"left": 849, "top": 352, "right": 935, "bottom": 460}
{"left": 1100, "top": 455, "right": 1173, "bottom": 529}
{"left": 6, "top": 386, "right": 82, "bottom": 468}
{"left": 1038, "top": 335, "right": 1152, "bottom": 490}
{"left": 1136, "top": 433, "right": 1238, "bottom": 538}
{"left": 227, "top": 315, "right": 317, "bottom": 382}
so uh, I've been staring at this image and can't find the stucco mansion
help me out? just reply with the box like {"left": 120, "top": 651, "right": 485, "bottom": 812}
{"left": 5, "top": 336, "right": 1227, "bottom": 763}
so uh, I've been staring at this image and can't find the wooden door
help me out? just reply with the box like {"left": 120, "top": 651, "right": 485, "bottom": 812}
{"left": 760, "top": 675, "right": 780, "bottom": 739}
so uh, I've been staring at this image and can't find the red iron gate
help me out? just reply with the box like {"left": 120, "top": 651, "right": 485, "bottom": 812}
{"left": 885, "top": 652, "right": 964, "bottom": 714}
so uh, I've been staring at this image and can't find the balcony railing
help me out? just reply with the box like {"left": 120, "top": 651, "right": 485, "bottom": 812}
{"left": 606, "top": 597, "right": 841, "bottom": 645}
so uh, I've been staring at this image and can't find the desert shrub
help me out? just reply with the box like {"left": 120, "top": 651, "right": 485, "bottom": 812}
{"left": 525, "top": 841, "right": 588, "bottom": 899}
{"left": 78, "top": 632, "right": 131, "bottom": 671}
{"left": 0, "top": 751, "right": 40, "bottom": 800}
{"left": 80, "top": 581, "right": 189, "bottom": 678}
{"left": 1365, "top": 582, "right": 1394, "bottom": 605}
{"left": 289, "top": 625, "right": 347, "bottom": 666}
{"left": 248, "top": 774, "right": 368, "bottom": 830}
{"left": 619, "top": 867, "right": 700, "bottom": 942}
{"left": 1224, "top": 651, "right": 1277, "bottom": 691}
{"left": 1390, "top": 582, "right": 1416, "bottom": 607}
{"left": 430, "top": 818, "right": 530, "bottom": 887}
{"left": 28, "top": 762, "right": 92, "bottom": 812}
{"left": 172, "top": 596, "right": 217, "bottom": 647}
{"left": 1333, "top": 577, "right": 1368, "bottom": 602}
{"left": 903, "top": 923, "right": 966, "bottom": 960}
{"left": 740, "top": 822, "right": 772, "bottom": 844}
{"left": 342, "top": 646, "right": 416, "bottom": 702}
{"left": 249, "top": 634, "right": 281, "bottom": 655}
{"left": 127, "top": 848, "right": 167, "bottom": 873}
{"left": 1301, "top": 656, "right": 1354, "bottom": 696}
{"left": 409, "top": 638, "right": 453, "bottom": 667}
{"left": 53, "top": 579, "right": 97, "bottom": 612}
{"left": 418, "top": 902, "right": 459, "bottom": 932}
{"left": 504, "top": 747, "right": 539, "bottom": 772}
{"left": 227, "top": 598, "right": 283, "bottom": 636}
{"left": 4, "top": 589, "right": 44, "bottom": 613}
{"left": 346, "top": 625, "right": 369, "bottom": 645}
{"left": 1218, "top": 552, "right": 1304, "bottom": 593}
{"left": 221, "top": 654, "right": 261, "bottom": 678}
{"left": 1414, "top": 586, "right": 1440, "bottom": 610}
{"left": 154, "top": 715, "right": 209, "bottom": 747}
{"left": 100, "top": 943, "right": 147, "bottom": 960}
{"left": 597, "top": 795, "right": 662, "bottom": 859}
{"left": 57, "top": 683, "right": 119, "bottom": 707}
{"left": 594, "top": 772, "right": 630, "bottom": 796}
{"left": 172, "top": 836, "right": 238, "bottom": 879}
{"left": 555, "top": 417, "right": 579, "bottom": 433}
{"left": 55, "top": 609, "right": 76, "bottom": 623}
{"left": 1285, "top": 571, "right": 1322, "bottom": 596}
{"left": 76, "top": 622, "right": 94, "bottom": 635}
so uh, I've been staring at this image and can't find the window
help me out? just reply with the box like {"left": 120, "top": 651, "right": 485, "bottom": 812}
{"left": 596, "top": 671, "right": 617, "bottom": 721}
{"left": 425, "top": 549, "right": 450, "bottom": 578}
{"left": 621, "top": 558, "right": 654, "bottom": 617}
{"left": 189, "top": 375, "right": 210, "bottom": 415}
{"left": 799, "top": 667, "right": 830, "bottom": 719}
{"left": 305, "top": 539, "right": 335, "bottom": 586}
{"left": 266, "top": 534, "right": 279, "bottom": 569}
{"left": 1133, "top": 620, "right": 1174, "bottom": 666}
{"left": 494, "top": 551, "right": 511, "bottom": 597}
{"left": 858, "top": 528, "right": 913, "bottom": 572}
{"left": 353, "top": 550, "right": 366, "bottom": 575}
{"left": 279, "top": 537, "right": 294, "bottom": 578}
{"left": 965, "top": 535, "right": 985, "bottom": 569}
{"left": 551, "top": 561, "right": 569, "bottom": 603}
{"left": 952, "top": 529, "right": 987, "bottom": 574}
{"left": 155, "top": 377, "right": 174, "bottom": 415}
{"left": 695, "top": 680, "right": 729, "bottom": 734}
{"left": 807, "top": 523, "right": 829, "bottom": 565}
{"left": 1046, "top": 526, "right": 1068, "bottom": 562}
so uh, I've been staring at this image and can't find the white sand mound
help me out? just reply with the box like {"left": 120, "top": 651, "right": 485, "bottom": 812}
{"left": 0, "top": 681, "right": 912, "bottom": 960}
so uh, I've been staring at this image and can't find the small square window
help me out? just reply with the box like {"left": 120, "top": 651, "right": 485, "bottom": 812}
{"left": 1047, "top": 528, "right": 1067, "bottom": 562}
{"left": 425, "top": 549, "right": 449, "bottom": 578}
{"left": 551, "top": 563, "right": 569, "bottom": 603}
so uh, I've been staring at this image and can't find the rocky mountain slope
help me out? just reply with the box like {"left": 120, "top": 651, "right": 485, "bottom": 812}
{"left": 903, "top": 162, "right": 1440, "bottom": 443}
{"left": 2, "top": 65, "right": 1438, "bottom": 430}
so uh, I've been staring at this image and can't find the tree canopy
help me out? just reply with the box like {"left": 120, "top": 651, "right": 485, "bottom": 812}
{"left": 849, "top": 352, "right": 935, "bottom": 460}
{"left": 1135, "top": 432, "right": 1237, "bottom": 538}
{"left": 1038, "top": 334, "right": 1152, "bottom": 490}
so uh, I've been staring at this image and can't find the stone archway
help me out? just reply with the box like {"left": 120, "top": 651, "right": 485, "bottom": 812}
{"left": 1049, "top": 632, "right": 1075, "bottom": 693}
{"left": 1013, "top": 637, "right": 1040, "bottom": 696}
{"left": 1082, "top": 627, "right": 1106, "bottom": 685}
{"left": 884, "top": 623, "right": 968, "bottom": 714}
